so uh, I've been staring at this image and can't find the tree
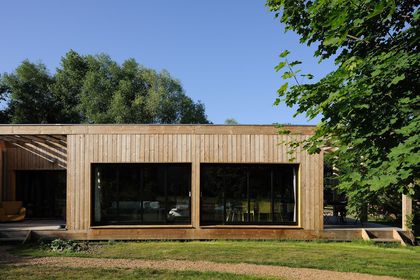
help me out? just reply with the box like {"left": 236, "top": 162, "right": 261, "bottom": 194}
{"left": 267, "top": 0, "right": 419, "bottom": 215}
{"left": 0, "top": 61, "right": 61, "bottom": 123}
{"left": 0, "top": 50, "right": 210, "bottom": 124}
{"left": 0, "top": 74, "right": 11, "bottom": 123}
{"left": 50, "top": 50, "right": 88, "bottom": 123}
{"left": 78, "top": 53, "right": 121, "bottom": 123}
{"left": 224, "top": 118, "right": 239, "bottom": 125}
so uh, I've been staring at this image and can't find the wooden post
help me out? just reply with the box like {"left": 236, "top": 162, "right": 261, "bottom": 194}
{"left": 402, "top": 194, "right": 413, "bottom": 231}
{"left": 191, "top": 135, "right": 200, "bottom": 229}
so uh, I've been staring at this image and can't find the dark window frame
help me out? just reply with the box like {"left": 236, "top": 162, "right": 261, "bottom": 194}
{"left": 199, "top": 163, "right": 299, "bottom": 226}
{"left": 90, "top": 163, "right": 192, "bottom": 226}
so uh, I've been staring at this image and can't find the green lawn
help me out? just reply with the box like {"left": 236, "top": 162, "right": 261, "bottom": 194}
{"left": 11, "top": 240, "right": 420, "bottom": 280}
{"left": 0, "top": 265, "right": 272, "bottom": 280}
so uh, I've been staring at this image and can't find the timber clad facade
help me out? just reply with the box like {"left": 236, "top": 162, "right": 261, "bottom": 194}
{"left": 0, "top": 125, "right": 324, "bottom": 240}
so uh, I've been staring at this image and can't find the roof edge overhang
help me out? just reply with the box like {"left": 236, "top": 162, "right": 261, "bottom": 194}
{"left": 0, "top": 124, "right": 316, "bottom": 136}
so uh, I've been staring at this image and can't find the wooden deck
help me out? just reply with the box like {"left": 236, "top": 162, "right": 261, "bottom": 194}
{"left": 0, "top": 220, "right": 65, "bottom": 231}
{"left": 1, "top": 220, "right": 413, "bottom": 244}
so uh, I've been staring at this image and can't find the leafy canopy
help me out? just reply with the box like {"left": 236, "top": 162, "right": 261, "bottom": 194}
{"left": 224, "top": 118, "right": 239, "bottom": 125}
{"left": 267, "top": 0, "right": 419, "bottom": 213}
{"left": 0, "top": 50, "right": 210, "bottom": 124}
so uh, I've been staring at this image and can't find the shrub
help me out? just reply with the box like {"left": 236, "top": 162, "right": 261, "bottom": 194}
{"left": 46, "top": 239, "right": 89, "bottom": 253}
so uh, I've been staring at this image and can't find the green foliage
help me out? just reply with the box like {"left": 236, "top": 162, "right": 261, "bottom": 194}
{"left": 267, "top": 0, "right": 419, "bottom": 215}
{"left": 405, "top": 213, "right": 414, "bottom": 231}
{"left": 0, "top": 50, "right": 210, "bottom": 124}
{"left": 44, "top": 238, "right": 90, "bottom": 253}
{"left": 50, "top": 50, "right": 89, "bottom": 123}
{"left": 0, "top": 61, "right": 59, "bottom": 123}
{"left": 224, "top": 118, "right": 239, "bottom": 125}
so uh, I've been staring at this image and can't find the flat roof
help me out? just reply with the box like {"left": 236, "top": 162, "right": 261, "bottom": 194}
{"left": 0, "top": 124, "right": 316, "bottom": 135}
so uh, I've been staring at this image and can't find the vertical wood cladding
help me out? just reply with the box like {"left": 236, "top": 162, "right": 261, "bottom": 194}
{"left": 66, "top": 131, "right": 323, "bottom": 231}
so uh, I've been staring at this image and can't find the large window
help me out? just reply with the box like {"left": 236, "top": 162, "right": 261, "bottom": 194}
{"left": 92, "top": 163, "right": 191, "bottom": 226}
{"left": 200, "top": 164, "right": 298, "bottom": 226}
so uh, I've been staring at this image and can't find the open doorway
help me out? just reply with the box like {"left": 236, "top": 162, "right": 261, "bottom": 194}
{"left": 323, "top": 161, "right": 403, "bottom": 229}
{"left": 15, "top": 170, "right": 66, "bottom": 220}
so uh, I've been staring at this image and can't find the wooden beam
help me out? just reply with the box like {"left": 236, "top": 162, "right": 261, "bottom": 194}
{"left": 0, "top": 124, "right": 316, "bottom": 136}
{"left": 37, "top": 134, "right": 67, "bottom": 144}
{"left": 0, "top": 134, "right": 66, "bottom": 151}
{"left": 5, "top": 135, "right": 66, "bottom": 153}
{"left": 0, "top": 135, "right": 26, "bottom": 143}
{"left": 50, "top": 135, "right": 67, "bottom": 141}
{"left": 17, "top": 135, "right": 50, "bottom": 143}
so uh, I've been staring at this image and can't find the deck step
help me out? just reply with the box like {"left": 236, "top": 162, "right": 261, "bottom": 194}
{"left": 0, "top": 237, "right": 25, "bottom": 242}
{"left": 370, "top": 238, "right": 400, "bottom": 243}
{"left": 361, "top": 229, "right": 405, "bottom": 245}
{"left": 366, "top": 230, "right": 394, "bottom": 239}
{"left": 0, "top": 230, "right": 31, "bottom": 244}
{"left": 0, "top": 231, "right": 28, "bottom": 238}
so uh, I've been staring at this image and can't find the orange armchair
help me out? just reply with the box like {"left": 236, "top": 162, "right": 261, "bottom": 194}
{"left": 0, "top": 201, "right": 26, "bottom": 222}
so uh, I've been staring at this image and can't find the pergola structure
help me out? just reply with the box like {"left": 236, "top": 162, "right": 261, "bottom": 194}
{"left": 0, "top": 134, "right": 67, "bottom": 165}
{"left": 0, "top": 131, "right": 67, "bottom": 202}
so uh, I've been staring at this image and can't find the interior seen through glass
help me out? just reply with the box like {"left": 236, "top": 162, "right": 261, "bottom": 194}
{"left": 92, "top": 163, "right": 297, "bottom": 226}
{"left": 92, "top": 163, "right": 191, "bottom": 225}
{"left": 200, "top": 164, "right": 298, "bottom": 225}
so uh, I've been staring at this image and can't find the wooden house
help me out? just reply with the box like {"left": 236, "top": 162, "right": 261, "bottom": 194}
{"left": 0, "top": 124, "right": 327, "bottom": 240}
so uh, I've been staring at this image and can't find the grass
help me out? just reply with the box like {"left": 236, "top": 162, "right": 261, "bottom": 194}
{"left": 10, "top": 240, "right": 420, "bottom": 280}
{"left": 0, "top": 265, "right": 273, "bottom": 280}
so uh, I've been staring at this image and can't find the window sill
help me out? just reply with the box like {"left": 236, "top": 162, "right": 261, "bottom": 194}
{"left": 90, "top": 225, "right": 194, "bottom": 229}
{"left": 199, "top": 225, "right": 302, "bottom": 229}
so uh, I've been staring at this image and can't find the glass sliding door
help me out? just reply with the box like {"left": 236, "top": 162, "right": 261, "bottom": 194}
{"left": 141, "top": 165, "right": 166, "bottom": 224}
{"left": 200, "top": 165, "right": 247, "bottom": 225}
{"left": 16, "top": 170, "right": 66, "bottom": 219}
{"left": 200, "top": 163, "right": 298, "bottom": 226}
{"left": 92, "top": 163, "right": 191, "bottom": 226}
{"left": 249, "top": 165, "right": 272, "bottom": 223}
{"left": 272, "top": 166, "right": 297, "bottom": 224}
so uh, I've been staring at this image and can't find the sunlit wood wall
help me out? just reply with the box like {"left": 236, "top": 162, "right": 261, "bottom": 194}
{"left": 0, "top": 125, "right": 323, "bottom": 237}
{"left": 65, "top": 126, "right": 323, "bottom": 232}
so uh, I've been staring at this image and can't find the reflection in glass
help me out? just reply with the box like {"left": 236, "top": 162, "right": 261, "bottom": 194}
{"left": 200, "top": 164, "right": 298, "bottom": 225}
{"left": 92, "top": 163, "right": 191, "bottom": 225}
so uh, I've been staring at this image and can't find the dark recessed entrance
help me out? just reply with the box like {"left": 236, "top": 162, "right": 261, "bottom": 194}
{"left": 15, "top": 170, "right": 66, "bottom": 219}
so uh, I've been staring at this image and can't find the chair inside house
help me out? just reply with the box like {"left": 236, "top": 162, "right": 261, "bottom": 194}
{"left": 242, "top": 201, "right": 255, "bottom": 222}
{"left": 0, "top": 201, "right": 26, "bottom": 222}
{"left": 258, "top": 201, "right": 271, "bottom": 222}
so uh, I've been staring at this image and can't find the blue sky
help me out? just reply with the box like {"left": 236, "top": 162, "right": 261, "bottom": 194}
{"left": 0, "top": 0, "right": 335, "bottom": 124}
